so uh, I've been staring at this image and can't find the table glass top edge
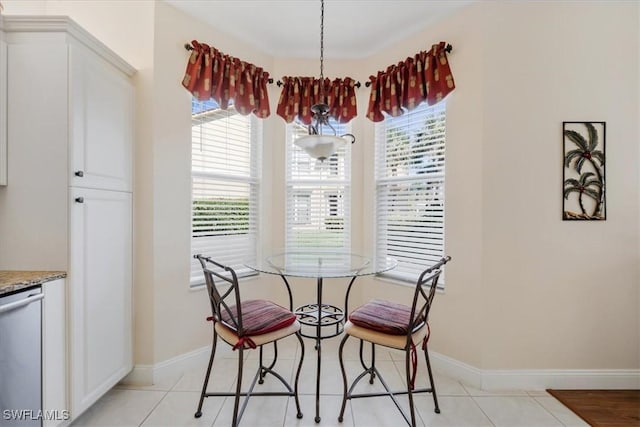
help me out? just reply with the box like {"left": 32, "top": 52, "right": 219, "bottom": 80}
{"left": 244, "top": 251, "right": 397, "bottom": 278}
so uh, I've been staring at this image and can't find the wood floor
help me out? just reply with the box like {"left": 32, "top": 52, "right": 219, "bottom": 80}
{"left": 547, "top": 389, "right": 640, "bottom": 427}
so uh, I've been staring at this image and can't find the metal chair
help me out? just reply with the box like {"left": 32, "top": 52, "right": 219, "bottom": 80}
{"left": 193, "top": 254, "right": 305, "bottom": 426}
{"left": 338, "top": 256, "right": 451, "bottom": 427}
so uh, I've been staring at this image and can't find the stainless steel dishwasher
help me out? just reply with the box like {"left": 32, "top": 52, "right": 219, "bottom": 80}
{"left": 0, "top": 286, "right": 43, "bottom": 427}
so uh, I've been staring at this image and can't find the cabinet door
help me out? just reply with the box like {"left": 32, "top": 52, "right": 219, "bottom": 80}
{"left": 69, "top": 44, "right": 133, "bottom": 192}
{"left": 0, "top": 34, "right": 7, "bottom": 186}
{"left": 42, "top": 278, "right": 69, "bottom": 427}
{"left": 69, "top": 187, "right": 132, "bottom": 418}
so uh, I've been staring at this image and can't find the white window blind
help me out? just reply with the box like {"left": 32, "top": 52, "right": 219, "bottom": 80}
{"left": 286, "top": 121, "right": 351, "bottom": 250}
{"left": 375, "top": 102, "right": 446, "bottom": 284}
{"left": 190, "top": 99, "right": 261, "bottom": 286}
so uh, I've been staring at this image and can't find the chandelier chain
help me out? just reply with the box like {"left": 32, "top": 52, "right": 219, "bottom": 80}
{"left": 296, "top": 0, "right": 355, "bottom": 161}
{"left": 319, "top": 0, "right": 324, "bottom": 98}
{"left": 320, "top": 0, "right": 324, "bottom": 80}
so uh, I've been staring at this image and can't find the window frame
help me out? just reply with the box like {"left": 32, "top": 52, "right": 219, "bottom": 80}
{"left": 285, "top": 120, "right": 352, "bottom": 252}
{"left": 190, "top": 99, "right": 262, "bottom": 287}
{"left": 374, "top": 101, "right": 447, "bottom": 286}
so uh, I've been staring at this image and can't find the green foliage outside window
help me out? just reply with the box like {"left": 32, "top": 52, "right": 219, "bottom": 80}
{"left": 192, "top": 198, "right": 249, "bottom": 236}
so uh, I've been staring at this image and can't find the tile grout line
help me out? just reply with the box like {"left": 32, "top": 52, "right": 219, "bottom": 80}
{"left": 388, "top": 351, "right": 428, "bottom": 426}
{"left": 347, "top": 400, "right": 355, "bottom": 427}
{"left": 209, "top": 396, "right": 229, "bottom": 427}
{"left": 282, "top": 394, "right": 290, "bottom": 427}
{"left": 366, "top": 348, "right": 432, "bottom": 426}
{"left": 136, "top": 389, "right": 171, "bottom": 427}
{"left": 531, "top": 395, "right": 570, "bottom": 427}
{"left": 468, "top": 395, "right": 498, "bottom": 427}
{"left": 140, "top": 370, "right": 195, "bottom": 426}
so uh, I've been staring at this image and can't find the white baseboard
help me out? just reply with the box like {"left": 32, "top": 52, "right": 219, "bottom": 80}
{"left": 430, "top": 350, "right": 640, "bottom": 391}
{"left": 121, "top": 346, "right": 640, "bottom": 391}
{"left": 120, "top": 345, "right": 213, "bottom": 387}
{"left": 120, "top": 364, "right": 154, "bottom": 386}
{"left": 481, "top": 368, "right": 640, "bottom": 390}
{"left": 429, "top": 350, "right": 484, "bottom": 389}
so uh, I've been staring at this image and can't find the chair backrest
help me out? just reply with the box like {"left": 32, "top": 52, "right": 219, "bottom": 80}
{"left": 406, "top": 256, "right": 452, "bottom": 343}
{"left": 195, "top": 254, "right": 246, "bottom": 336}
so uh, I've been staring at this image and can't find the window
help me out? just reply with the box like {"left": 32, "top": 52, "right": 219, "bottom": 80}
{"left": 286, "top": 121, "right": 351, "bottom": 250}
{"left": 190, "top": 99, "right": 261, "bottom": 285}
{"left": 375, "top": 102, "right": 446, "bottom": 283}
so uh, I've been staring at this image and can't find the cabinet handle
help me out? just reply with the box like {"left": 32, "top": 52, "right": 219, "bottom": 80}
{"left": 74, "top": 171, "right": 84, "bottom": 177}
{"left": 75, "top": 197, "right": 84, "bottom": 203}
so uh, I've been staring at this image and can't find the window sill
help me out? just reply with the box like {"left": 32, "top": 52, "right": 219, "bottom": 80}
{"left": 374, "top": 273, "right": 445, "bottom": 294}
{"left": 189, "top": 270, "right": 260, "bottom": 292}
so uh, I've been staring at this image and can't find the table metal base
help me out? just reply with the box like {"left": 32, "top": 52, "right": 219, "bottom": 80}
{"left": 284, "top": 275, "right": 353, "bottom": 423}
{"left": 247, "top": 253, "right": 397, "bottom": 423}
{"left": 294, "top": 303, "right": 344, "bottom": 340}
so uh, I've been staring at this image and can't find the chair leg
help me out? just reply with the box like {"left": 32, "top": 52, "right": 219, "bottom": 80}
{"left": 231, "top": 346, "right": 245, "bottom": 427}
{"left": 195, "top": 330, "right": 218, "bottom": 418}
{"left": 294, "top": 332, "right": 305, "bottom": 419}
{"left": 270, "top": 340, "right": 279, "bottom": 371}
{"left": 424, "top": 343, "right": 440, "bottom": 414}
{"left": 338, "top": 335, "right": 350, "bottom": 423}
{"left": 258, "top": 341, "right": 280, "bottom": 385}
{"left": 258, "top": 345, "right": 264, "bottom": 384}
{"left": 369, "top": 342, "right": 376, "bottom": 384}
{"left": 405, "top": 350, "right": 417, "bottom": 427}
{"left": 358, "top": 339, "right": 365, "bottom": 370}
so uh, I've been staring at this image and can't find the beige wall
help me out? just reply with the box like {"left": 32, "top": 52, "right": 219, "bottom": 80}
{"left": 363, "top": 0, "right": 640, "bottom": 370}
{"left": 360, "top": 1, "right": 638, "bottom": 371}
{"left": 638, "top": 0, "right": 640, "bottom": 370}
{"left": 358, "top": 1, "right": 489, "bottom": 368}
{"left": 150, "top": 0, "right": 278, "bottom": 362}
{"left": 480, "top": 1, "right": 639, "bottom": 370}
{"left": 3, "top": 0, "right": 638, "bottom": 372}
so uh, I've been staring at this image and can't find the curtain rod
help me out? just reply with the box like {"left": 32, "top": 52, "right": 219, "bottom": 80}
{"left": 276, "top": 80, "right": 361, "bottom": 88}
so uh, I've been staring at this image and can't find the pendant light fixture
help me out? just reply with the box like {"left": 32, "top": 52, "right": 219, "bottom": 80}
{"left": 294, "top": 0, "right": 355, "bottom": 162}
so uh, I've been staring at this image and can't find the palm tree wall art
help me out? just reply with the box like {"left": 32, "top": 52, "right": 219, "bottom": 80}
{"left": 563, "top": 122, "right": 606, "bottom": 220}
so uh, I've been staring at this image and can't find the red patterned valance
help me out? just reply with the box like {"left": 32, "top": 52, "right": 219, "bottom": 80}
{"left": 182, "top": 40, "right": 271, "bottom": 118}
{"left": 276, "top": 76, "right": 357, "bottom": 124}
{"left": 366, "top": 42, "right": 455, "bottom": 122}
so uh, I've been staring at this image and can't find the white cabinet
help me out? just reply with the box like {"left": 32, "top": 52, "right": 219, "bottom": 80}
{"left": 0, "top": 17, "right": 7, "bottom": 186}
{"left": 0, "top": 16, "right": 135, "bottom": 422}
{"left": 42, "top": 278, "right": 68, "bottom": 427}
{"left": 69, "top": 188, "right": 132, "bottom": 415}
{"left": 70, "top": 45, "right": 134, "bottom": 192}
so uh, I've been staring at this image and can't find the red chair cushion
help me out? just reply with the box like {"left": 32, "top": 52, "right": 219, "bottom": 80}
{"left": 349, "top": 299, "right": 423, "bottom": 335}
{"left": 220, "top": 299, "right": 297, "bottom": 336}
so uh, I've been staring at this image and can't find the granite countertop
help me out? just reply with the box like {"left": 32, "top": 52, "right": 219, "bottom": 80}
{"left": 0, "top": 271, "right": 67, "bottom": 296}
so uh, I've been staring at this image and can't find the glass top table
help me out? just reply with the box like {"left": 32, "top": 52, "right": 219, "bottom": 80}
{"left": 245, "top": 251, "right": 397, "bottom": 278}
{"left": 245, "top": 251, "right": 397, "bottom": 423}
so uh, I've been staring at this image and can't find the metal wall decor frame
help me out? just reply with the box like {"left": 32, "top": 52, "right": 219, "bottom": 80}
{"left": 562, "top": 121, "right": 606, "bottom": 221}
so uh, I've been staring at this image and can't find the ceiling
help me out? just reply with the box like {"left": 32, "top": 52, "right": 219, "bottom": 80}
{"left": 164, "top": 0, "right": 474, "bottom": 59}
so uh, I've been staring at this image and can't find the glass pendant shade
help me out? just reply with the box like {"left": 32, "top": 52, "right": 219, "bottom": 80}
{"left": 294, "top": 134, "right": 347, "bottom": 162}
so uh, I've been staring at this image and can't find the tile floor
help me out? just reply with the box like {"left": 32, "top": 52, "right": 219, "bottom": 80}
{"left": 71, "top": 336, "right": 589, "bottom": 427}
